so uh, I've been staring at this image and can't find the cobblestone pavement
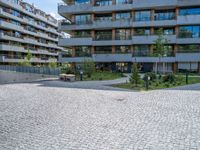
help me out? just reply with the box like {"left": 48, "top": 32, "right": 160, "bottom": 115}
{"left": 0, "top": 81, "right": 200, "bottom": 150}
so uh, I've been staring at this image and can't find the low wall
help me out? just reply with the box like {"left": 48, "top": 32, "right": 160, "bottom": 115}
{"left": 0, "top": 71, "right": 57, "bottom": 84}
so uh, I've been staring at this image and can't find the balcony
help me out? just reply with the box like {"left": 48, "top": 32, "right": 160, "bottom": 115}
{"left": 176, "top": 53, "right": 200, "bottom": 62}
{"left": 59, "top": 37, "right": 93, "bottom": 46}
{"left": 177, "top": 15, "right": 200, "bottom": 25}
{"left": 177, "top": 0, "right": 200, "bottom": 6}
{"left": 58, "top": 3, "right": 93, "bottom": 16}
{"left": 132, "top": 0, "right": 177, "bottom": 8}
{"left": 133, "top": 19, "right": 176, "bottom": 27}
{"left": 177, "top": 37, "right": 200, "bottom": 44}
{"left": 132, "top": 35, "right": 176, "bottom": 44}
{"left": 0, "top": 20, "right": 24, "bottom": 32}
{"left": 93, "top": 2, "right": 133, "bottom": 12}
{"left": 94, "top": 19, "right": 131, "bottom": 29}
{"left": 133, "top": 57, "right": 176, "bottom": 63}
{"left": 92, "top": 54, "right": 132, "bottom": 62}
{"left": 0, "top": 32, "right": 24, "bottom": 43}
{"left": 0, "top": 44, "right": 25, "bottom": 52}
{"left": 59, "top": 56, "right": 92, "bottom": 63}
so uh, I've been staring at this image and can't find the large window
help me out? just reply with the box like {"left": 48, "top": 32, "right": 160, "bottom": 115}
{"left": 115, "top": 29, "right": 131, "bottom": 40}
{"left": 116, "top": 12, "right": 131, "bottom": 20}
{"left": 95, "top": 0, "right": 112, "bottom": 6}
{"left": 155, "top": 28, "right": 174, "bottom": 35}
{"left": 95, "top": 31, "right": 112, "bottom": 40}
{"left": 180, "top": 8, "right": 200, "bottom": 16}
{"left": 75, "top": 46, "right": 91, "bottom": 57}
{"left": 135, "top": 28, "right": 150, "bottom": 35}
{"left": 135, "top": 11, "right": 151, "bottom": 21}
{"left": 116, "top": 46, "right": 131, "bottom": 53}
{"left": 95, "top": 47, "right": 112, "bottom": 54}
{"left": 95, "top": 14, "right": 112, "bottom": 21}
{"left": 116, "top": 0, "right": 131, "bottom": 4}
{"left": 74, "top": 31, "right": 91, "bottom": 38}
{"left": 179, "top": 26, "right": 200, "bottom": 38}
{"left": 134, "top": 45, "right": 150, "bottom": 56}
{"left": 178, "top": 45, "right": 200, "bottom": 53}
{"left": 75, "top": 0, "right": 90, "bottom": 5}
{"left": 75, "top": 14, "right": 91, "bottom": 24}
{"left": 154, "top": 10, "right": 175, "bottom": 20}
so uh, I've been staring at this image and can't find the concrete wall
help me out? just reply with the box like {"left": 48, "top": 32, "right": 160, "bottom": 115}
{"left": 0, "top": 71, "right": 57, "bottom": 84}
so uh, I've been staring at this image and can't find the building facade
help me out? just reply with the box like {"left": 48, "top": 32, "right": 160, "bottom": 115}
{"left": 58, "top": 0, "right": 200, "bottom": 73}
{"left": 0, "top": 0, "right": 63, "bottom": 65}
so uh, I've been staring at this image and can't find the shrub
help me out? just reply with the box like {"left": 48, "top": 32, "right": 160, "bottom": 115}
{"left": 48, "top": 61, "right": 57, "bottom": 68}
{"left": 61, "top": 63, "right": 74, "bottom": 74}
{"left": 130, "top": 63, "right": 140, "bottom": 86}
{"left": 163, "top": 73, "right": 176, "bottom": 83}
{"left": 143, "top": 72, "right": 157, "bottom": 81}
{"left": 83, "top": 59, "right": 96, "bottom": 78}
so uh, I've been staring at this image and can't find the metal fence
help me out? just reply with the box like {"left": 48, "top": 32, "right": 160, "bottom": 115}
{"left": 0, "top": 65, "right": 61, "bottom": 76}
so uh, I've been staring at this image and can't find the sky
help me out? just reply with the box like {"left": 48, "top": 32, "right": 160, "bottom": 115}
{"left": 23, "top": 0, "right": 63, "bottom": 19}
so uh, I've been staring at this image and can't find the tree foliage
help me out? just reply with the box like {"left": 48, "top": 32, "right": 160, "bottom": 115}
{"left": 154, "top": 28, "right": 169, "bottom": 57}
{"left": 19, "top": 50, "right": 32, "bottom": 66}
{"left": 130, "top": 63, "right": 140, "bottom": 86}
{"left": 48, "top": 61, "right": 57, "bottom": 68}
{"left": 82, "top": 59, "right": 96, "bottom": 78}
{"left": 61, "top": 63, "right": 74, "bottom": 74}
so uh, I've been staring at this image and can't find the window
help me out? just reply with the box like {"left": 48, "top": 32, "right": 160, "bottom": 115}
{"left": 135, "top": 28, "right": 150, "bottom": 35}
{"left": 95, "top": 47, "right": 112, "bottom": 54}
{"left": 116, "top": 46, "right": 131, "bottom": 53}
{"left": 135, "top": 11, "right": 151, "bottom": 21}
{"left": 95, "top": 0, "right": 112, "bottom": 6}
{"left": 154, "top": 10, "right": 175, "bottom": 20}
{"left": 179, "top": 26, "right": 200, "bottom": 38}
{"left": 115, "top": 29, "right": 131, "bottom": 40}
{"left": 178, "top": 45, "right": 200, "bottom": 53}
{"left": 95, "top": 31, "right": 112, "bottom": 40}
{"left": 75, "top": 14, "right": 91, "bottom": 24}
{"left": 95, "top": 14, "right": 112, "bottom": 21}
{"left": 180, "top": 8, "right": 200, "bottom": 16}
{"left": 75, "top": 0, "right": 90, "bottom": 5}
{"left": 134, "top": 45, "right": 150, "bottom": 56}
{"left": 75, "top": 46, "right": 91, "bottom": 57}
{"left": 116, "top": 12, "right": 131, "bottom": 20}
{"left": 116, "top": 0, "right": 131, "bottom": 4}
{"left": 155, "top": 28, "right": 174, "bottom": 35}
{"left": 74, "top": 31, "right": 91, "bottom": 38}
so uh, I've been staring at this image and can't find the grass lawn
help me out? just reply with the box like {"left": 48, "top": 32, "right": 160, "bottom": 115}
{"left": 113, "top": 76, "right": 200, "bottom": 91}
{"left": 76, "top": 71, "right": 125, "bottom": 81}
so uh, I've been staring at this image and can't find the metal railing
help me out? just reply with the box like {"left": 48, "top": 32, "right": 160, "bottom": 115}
{"left": 0, "top": 65, "right": 61, "bottom": 76}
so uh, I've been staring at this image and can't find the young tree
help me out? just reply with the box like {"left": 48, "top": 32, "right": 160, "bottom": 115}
{"left": 82, "top": 59, "right": 95, "bottom": 78}
{"left": 154, "top": 28, "right": 169, "bottom": 74}
{"left": 130, "top": 63, "right": 140, "bottom": 87}
{"left": 48, "top": 61, "right": 57, "bottom": 68}
{"left": 26, "top": 50, "right": 32, "bottom": 61}
{"left": 19, "top": 50, "right": 32, "bottom": 66}
{"left": 61, "top": 63, "right": 74, "bottom": 74}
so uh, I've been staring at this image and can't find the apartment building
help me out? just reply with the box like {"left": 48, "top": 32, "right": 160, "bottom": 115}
{"left": 58, "top": 0, "right": 200, "bottom": 73}
{"left": 0, "top": 0, "right": 63, "bottom": 65}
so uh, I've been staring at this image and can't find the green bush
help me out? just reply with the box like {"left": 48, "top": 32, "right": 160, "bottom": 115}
{"left": 48, "top": 61, "right": 57, "bottom": 68}
{"left": 83, "top": 59, "right": 96, "bottom": 78}
{"left": 61, "top": 64, "right": 74, "bottom": 74}
{"left": 143, "top": 72, "right": 157, "bottom": 81}
{"left": 130, "top": 63, "right": 140, "bottom": 86}
{"left": 163, "top": 73, "right": 176, "bottom": 83}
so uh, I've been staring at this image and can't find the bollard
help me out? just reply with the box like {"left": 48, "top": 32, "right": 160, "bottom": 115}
{"left": 80, "top": 71, "right": 83, "bottom": 81}
{"left": 186, "top": 71, "right": 189, "bottom": 84}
